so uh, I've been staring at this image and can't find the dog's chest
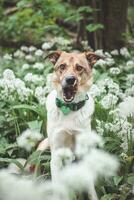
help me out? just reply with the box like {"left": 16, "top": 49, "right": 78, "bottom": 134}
{"left": 46, "top": 90, "right": 94, "bottom": 135}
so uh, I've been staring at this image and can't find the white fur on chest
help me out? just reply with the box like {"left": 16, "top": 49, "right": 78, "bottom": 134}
{"left": 46, "top": 90, "right": 94, "bottom": 137}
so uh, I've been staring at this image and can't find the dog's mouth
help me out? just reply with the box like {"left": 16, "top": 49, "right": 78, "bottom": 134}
{"left": 62, "top": 85, "right": 77, "bottom": 103}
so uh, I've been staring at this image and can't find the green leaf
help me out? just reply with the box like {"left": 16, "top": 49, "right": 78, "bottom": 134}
{"left": 113, "top": 176, "right": 123, "bottom": 186}
{"left": 127, "top": 176, "right": 134, "bottom": 185}
{"left": 28, "top": 120, "right": 42, "bottom": 131}
{"left": 100, "top": 194, "right": 114, "bottom": 200}
{"left": 12, "top": 104, "right": 46, "bottom": 119}
{"left": 0, "top": 158, "right": 24, "bottom": 171}
{"left": 86, "top": 23, "right": 104, "bottom": 32}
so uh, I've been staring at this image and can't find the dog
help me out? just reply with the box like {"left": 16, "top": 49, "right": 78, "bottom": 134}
{"left": 37, "top": 51, "right": 102, "bottom": 180}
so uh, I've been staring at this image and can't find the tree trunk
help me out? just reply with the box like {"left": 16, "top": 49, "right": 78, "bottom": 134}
{"left": 101, "top": 0, "right": 128, "bottom": 51}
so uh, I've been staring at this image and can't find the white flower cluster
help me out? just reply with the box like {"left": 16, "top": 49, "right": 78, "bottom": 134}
{"left": 35, "top": 86, "right": 47, "bottom": 105}
{"left": 118, "top": 96, "right": 134, "bottom": 118}
{"left": 0, "top": 69, "right": 33, "bottom": 101}
{"left": 120, "top": 47, "right": 130, "bottom": 58}
{"left": 17, "top": 129, "right": 42, "bottom": 151}
{"left": 24, "top": 73, "right": 43, "bottom": 84}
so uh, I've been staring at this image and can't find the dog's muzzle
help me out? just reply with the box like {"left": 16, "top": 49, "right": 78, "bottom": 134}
{"left": 62, "top": 75, "right": 78, "bottom": 102}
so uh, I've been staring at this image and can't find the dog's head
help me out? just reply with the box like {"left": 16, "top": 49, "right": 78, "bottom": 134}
{"left": 46, "top": 51, "right": 102, "bottom": 102}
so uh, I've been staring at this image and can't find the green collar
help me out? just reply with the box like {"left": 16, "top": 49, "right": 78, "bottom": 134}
{"left": 56, "top": 94, "right": 89, "bottom": 115}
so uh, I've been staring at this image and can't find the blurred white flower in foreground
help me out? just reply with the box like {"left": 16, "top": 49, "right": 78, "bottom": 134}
{"left": 75, "top": 131, "right": 103, "bottom": 157}
{"left": 17, "top": 129, "right": 42, "bottom": 151}
{"left": 118, "top": 96, "right": 134, "bottom": 118}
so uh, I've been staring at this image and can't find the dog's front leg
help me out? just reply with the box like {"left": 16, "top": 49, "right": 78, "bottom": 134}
{"left": 49, "top": 130, "right": 75, "bottom": 180}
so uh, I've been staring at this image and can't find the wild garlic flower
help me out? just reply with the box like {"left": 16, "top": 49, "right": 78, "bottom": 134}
{"left": 111, "top": 49, "right": 119, "bottom": 56}
{"left": 25, "top": 54, "right": 35, "bottom": 62}
{"left": 126, "top": 74, "right": 134, "bottom": 87}
{"left": 22, "top": 63, "right": 30, "bottom": 70}
{"left": 35, "top": 49, "right": 44, "bottom": 57}
{"left": 21, "top": 46, "right": 29, "bottom": 52}
{"left": 3, "top": 53, "right": 12, "bottom": 60}
{"left": 3, "top": 69, "right": 15, "bottom": 80}
{"left": 75, "top": 131, "right": 103, "bottom": 157}
{"left": 28, "top": 46, "right": 37, "bottom": 52}
{"left": 120, "top": 47, "right": 130, "bottom": 58}
{"left": 53, "top": 148, "right": 75, "bottom": 170}
{"left": 109, "top": 67, "right": 121, "bottom": 75}
{"left": 14, "top": 50, "right": 25, "bottom": 58}
{"left": 118, "top": 96, "right": 134, "bottom": 118}
{"left": 35, "top": 86, "right": 47, "bottom": 105}
{"left": 33, "top": 62, "right": 44, "bottom": 70}
{"left": 95, "top": 49, "right": 105, "bottom": 57}
{"left": 101, "top": 94, "right": 118, "bottom": 109}
{"left": 24, "top": 73, "right": 43, "bottom": 84}
{"left": 42, "top": 42, "right": 53, "bottom": 50}
{"left": 126, "top": 60, "right": 134, "bottom": 70}
{"left": 17, "top": 129, "right": 42, "bottom": 151}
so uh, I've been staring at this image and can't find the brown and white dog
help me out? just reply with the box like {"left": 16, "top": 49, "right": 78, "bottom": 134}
{"left": 37, "top": 51, "right": 102, "bottom": 179}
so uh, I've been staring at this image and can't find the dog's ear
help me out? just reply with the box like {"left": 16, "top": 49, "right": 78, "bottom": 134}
{"left": 85, "top": 51, "right": 104, "bottom": 67}
{"left": 45, "top": 51, "right": 62, "bottom": 65}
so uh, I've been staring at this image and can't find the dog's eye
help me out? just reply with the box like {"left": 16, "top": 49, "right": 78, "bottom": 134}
{"left": 59, "top": 64, "right": 66, "bottom": 71}
{"left": 76, "top": 64, "right": 83, "bottom": 72}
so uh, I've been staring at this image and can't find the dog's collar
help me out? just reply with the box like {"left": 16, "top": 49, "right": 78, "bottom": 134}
{"left": 56, "top": 94, "right": 89, "bottom": 115}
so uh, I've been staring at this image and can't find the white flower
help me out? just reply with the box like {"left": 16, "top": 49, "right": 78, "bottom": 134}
{"left": 95, "top": 59, "right": 106, "bottom": 67}
{"left": 42, "top": 42, "right": 53, "bottom": 50}
{"left": 95, "top": 49, "right": 105, "bottom": 57}
{"left": 118, "top": 96, "right": 134, "bottom": 118}
{"left": 33, "top": 63, "right": 44, "bottom": 70}
{"left": 3, "top": 53, "right": 12, "bottom": 60}
{"left": 21, "top": 46, "right": 29, "bottom": 52}
{"left": 125, "top": 85, "right": 134, "bottom": 96}
{"left": 53, "top": 36, "right": 71, "bottom": 46}
{"left": 120, "top": 47, "right": 130, "bottom": 58}
{"left": 105, "top": 58, "right": 115, "bottom": 66}
{"left": 53, "top": 148, "right": 74, "bottom": 170}
{"left": 35, "top": 49, "right": 43, "bottom": 57}
{"left": 126, "top": 60, "right": 134, "bottom": 70}
{"left": 14, "top": 50, "right": 25, "bottom": 58}
{"left": 46, "top": 73, "right": 53, "bottom": 92}
{"left": 75, "top": 131, "right": 103, "bottom": 157}
{"left": 109, "top": 67, "right": 121, "bottom": 75}
{"left": 25, "top": 55, "right": 35, "bottom": 62}
{"left": 3, "top": 69, "right": 15, "bottom": 80}
{"left": 22, "top": 63, "right": 30, "bottom": 70}
{"left": 17, "top": 129, "right": 42, "bottom": 151}
{"left": 108, "top": 82, "right": 120, "bottom": 95}
{"left": 35, "top": 86, "right": 47, "bottom": 105}
{"left": 84, "top": 149, "right": 119, "bottom": 178}
{"left": 89, "top": 84, "right": 101, "bottom": 97}
{"left": 29, "top": 46, "right": 37, "bottom": 52}
{"left": 24, "top": 73, "right": 43, "bottom": 84}
{"left": 111, "top": 49, "right": 119, "bottom": 56}
{"left": 101, "top": 94, "right": 118, "bottom": 109}
{"left": 126, "top": 74, "right": 134, "bottom": 87}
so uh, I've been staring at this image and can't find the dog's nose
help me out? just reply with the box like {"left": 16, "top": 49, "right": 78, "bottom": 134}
{"left": 65, "top": 76, "right": 76, "bottom": 85}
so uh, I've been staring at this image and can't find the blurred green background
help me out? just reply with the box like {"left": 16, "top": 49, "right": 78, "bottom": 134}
{"left": 0, "top": 0, "right": 134, "bottom": 52}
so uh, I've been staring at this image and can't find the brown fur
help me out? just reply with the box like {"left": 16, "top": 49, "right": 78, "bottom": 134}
{"left": 47, "top": 51, "right": 102, "bottom": 94}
